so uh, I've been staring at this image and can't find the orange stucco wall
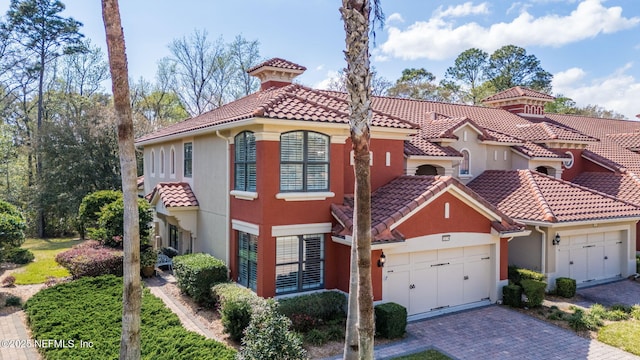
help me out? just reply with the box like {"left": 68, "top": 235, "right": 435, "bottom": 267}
{"left": 343, "top": 138, "right": 406, "bottom": 194}
{"left": 396, "top": 192, "right": 492, "bottom": 239}
{"left": 500, "top": 237, "right": 508, "bottom": 280}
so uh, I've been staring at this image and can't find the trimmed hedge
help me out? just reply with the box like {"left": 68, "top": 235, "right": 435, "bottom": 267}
{"left": 508, "top": 265, "right": 545, "bottom": 285}
{"left": 5, "top": 247, "right": 34, "bottom": 264}
{"left": 375, "top": 302, "right": 407, "bottom": 339}
{"left": 521, "top": 279, "right": 546, "bottom": 307}
{"left": 502, "top": 284, "right": 522, "bottom": 308}
{"left": 24, "top": 275, "right": 235, "bottom": 359}
{"left": 555, "top": 277, "right": 576, "bottom": 298}
{"left": 212, "top": 283, "right": 260, "bottom": 342}
{"left": 277, "top": 291, "right": 346, "bottom": 326}
{"left": 238, "top": 300, "right": 307, "bottom": 360}
{"left": 55, "top": 243, "right": 123, "bottom": 278}
{"left": 173, "top": 253, "right": 228, "bottom": 306}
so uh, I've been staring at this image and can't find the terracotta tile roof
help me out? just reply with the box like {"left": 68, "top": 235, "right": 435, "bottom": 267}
{"left": 484, "top": 129, "right": 522, "bottom": 144}
{"left": 331, "top": 175, "right": 523, "bottom": 243}
{"left": 572, "top": 172, "right": 640, "bottom": 206}
{"left": 606, "top": 132, "right": 640, "bottom": 150}
{"left": 136, "top": 84, "right": 416, "bottom": 144}
{"left": 512, "top": 142, "right": 569, "bottom": 159}
{"left": 514, "top": 121, "right": 599, "bottom": 143}
{"left": 543, "top": 114, "right": 640, "bottom": 173}
{"left": 146, "top": 182, "right": 199, "bottom": 208}
{"left": 482, "top": 86, "right": 555, "bottom": 103}
{"left": 247, "top": 58, "right": 306, "bottom": 73}
{"left": 404, "top": 140, "right": 461, "bottom": 157}
{"left": 467, "top": 170, "right": 640, "bottom": 223}
{"left": 137, "top": 175, "right": 144, "bottom": 188}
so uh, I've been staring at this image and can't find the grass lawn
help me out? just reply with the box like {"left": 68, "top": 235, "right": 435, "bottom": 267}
{"left": 392, "top": 349, "right": 452, "bottom": 360}
{"left": 11, "top": 237, "right": 80, "bottom": 284}
{"left": 599, "top": 320, "right": 640, "bottom": 356}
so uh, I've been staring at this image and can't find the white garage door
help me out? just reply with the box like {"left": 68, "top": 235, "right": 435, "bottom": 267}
{"left": 384, "top": 245, "right": 491, "bottom": 316}
{"left": 557, "top": 231, "right": 623, "bottom": 284}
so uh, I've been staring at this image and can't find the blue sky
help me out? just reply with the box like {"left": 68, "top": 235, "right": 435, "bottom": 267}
{"left": 2, "top": 0, "right": 639, "bottom": 119}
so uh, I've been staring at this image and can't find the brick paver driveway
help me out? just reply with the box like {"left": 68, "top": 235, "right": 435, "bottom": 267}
{"left": 366, "top": 305, "right": 639, "bottom": 360}
{"left": 577, "top": 279, "right": 640, "bottom": 307}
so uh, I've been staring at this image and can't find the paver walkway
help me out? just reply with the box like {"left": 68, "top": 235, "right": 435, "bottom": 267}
{"left": 577, "top": 279, "right": 640, "bottom": 307}
{"left": 0, "top": 311, "right": 40, "bottom": 360}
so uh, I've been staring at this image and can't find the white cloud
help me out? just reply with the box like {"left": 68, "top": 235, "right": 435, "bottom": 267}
{"left": 315, "top": 70, "right": 341, "bottom": 90}
{"left": 386, "top": 13, "right": 404, "bottom": 24}
{"left": 434, "top": 2, "right": 490, "bottom": 19}
{"left": 378, "top": 0, "right": 640, "bottom": 61}
{"left": 552, "top": 64, "right": 640, "bottom": 119}
{"left": 315, "top": 64, "right": 325, "bottom": 71}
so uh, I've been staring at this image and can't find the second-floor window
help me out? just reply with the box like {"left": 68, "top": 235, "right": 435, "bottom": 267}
{"left": 184, "top": 142, "right": 193, "bottom": 178}
{"left": 280, "top": 131, "right": 329, "bottom": 192}
{"left": 460, "top": 149, "right": 470, "bottom": 175}
{"left": 234, "top": 131, "right": 256, "bottom": 191}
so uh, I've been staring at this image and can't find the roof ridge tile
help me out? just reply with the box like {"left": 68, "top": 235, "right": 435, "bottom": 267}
{"left": 521, "top": 170, "right": 557, "bottom": 222}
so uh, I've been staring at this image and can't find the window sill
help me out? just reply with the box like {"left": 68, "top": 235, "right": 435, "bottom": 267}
{"left": 230, "top": 190, "right": 258, "bottom": 201}
{"left": 275, "top": 192, "right": 335, "bottom": 202}
{"left": 458, "top": 174, "right": 473, "bottom": 179}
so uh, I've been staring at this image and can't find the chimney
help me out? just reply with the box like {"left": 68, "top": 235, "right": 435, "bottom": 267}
{"left": 482, "top": 86, "right": 554, "bottom": 116}
{"left": 247, "top": 58, "right": 306, "bottom": 91}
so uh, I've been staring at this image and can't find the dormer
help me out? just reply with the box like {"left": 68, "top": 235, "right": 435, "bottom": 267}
{"left": 248, "top": 58, "right": 306, "bottom": 91}
{"left": 482, "top": 86, "right": 554, "bottom": 117}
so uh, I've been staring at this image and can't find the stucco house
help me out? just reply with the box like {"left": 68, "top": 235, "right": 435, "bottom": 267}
{"left": 136, "top": 58, "right": 640, "bottom": 318}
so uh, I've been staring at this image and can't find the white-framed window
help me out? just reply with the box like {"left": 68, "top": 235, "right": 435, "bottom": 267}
{"left": 234, "top": 131, "right": 257, "bottom": 192}
{"left": 460, "top": 149, "right": 470, "bottom": 176}
{"left": 183, "top": 142, "right": 193, "bottom": 178}
{"left": 170, "top": 147, "right": 176, "bottom": 177}
{"left": 150, "top": 149, "right": 156, "bottom": 177}
{"left": 159, "top": 148, "right": 165, "bottom": 176}
{"left": 280, "top": 131, "right": 329, "bottom": 192}
{"left": 237, "top": 231, "right": 258, "bottom": 291}
{"left": 563, "top": 151, "right": 574, "bottom": 169}
{"left": 275, "top": 233, "right": 324, "bottom": 294}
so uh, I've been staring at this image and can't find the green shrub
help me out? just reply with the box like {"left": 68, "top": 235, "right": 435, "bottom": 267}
{"left": 5, "top": 295, "right": 21, "bottom": 307}
{"left": 77, "top": 190, "right": 121, "bottom": 239}
{"left": 25, "top": 275, "right": 236, "bottom": 360}
{"left": 374, "top": 302, "right": 407, "bottom": 339}
{"left": 55, "top": 244, "right": 123, "bottom": 278}
{"left": 5, "top": 247, "right": 35, "bottom": 264}
{"left": 140, "top": 247, "right": 158, "bottom": 267}
{"left": 277, "top": 291, "right": 346, "bottom": 326}
{"left": 238, "top": 300, "right": 307, "bottom": 360}
{"left": 173, "top": 253, "right": 228, "bottom": 306}
{"left": 212, "top": 283, "right": 258, "bottom": 341}
{"left": 502, "top": 284, "right": 522, "bottom": 308}
{"left": 508, "top": 265, "right": 545, "bottom": 285}
{"left": 547, "top": 309, "right": 566, "bottom": 321}
{"left": 97, "top": 197, "right": 153, "bottom": 247}
{"left": 636, "top": 255, "right": 639, "bottom": 273}
{"left": 520, "top": 279, "right": 546, "bottom": 307}
{"left": 304, "top": 328, "right": 329, "bottom": 346}
{"left": 631, "top": 305, "right": 640, "bottom": 320}
{"left": 0, "top": 200, "right": 26, "bottom": 249}
{"left": 568, "top": 307, "right": 603, "bottom": 331}
{"left": 555, "top": 277, "right": 576, "bottom": 298}
{"left": 326, "top": 323, "right": 345, "bottom": 341}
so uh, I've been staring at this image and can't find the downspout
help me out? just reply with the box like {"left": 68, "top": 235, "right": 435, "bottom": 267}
{"left": 535, "top": 226, "right": 546, "bottom": 274}
{"left": 216, "top": 130, "right": 231, "bottom": 270}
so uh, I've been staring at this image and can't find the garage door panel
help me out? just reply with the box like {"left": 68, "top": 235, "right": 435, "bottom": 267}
{"left": 411, "top": 250, "right": 437, "bottom": 264}
{"left": 412, "top": 266, "right": 437, "bottom": 313}
{"left": 559, "top": 231, "right": 624, "bottom": 284}
{"left": 438, "top": 247, "right": 464, "bottom": 261}
{"left": 588, "top": 233, "right": 604, "bottom": 244}
{"left": 388, "top": 253, "right": 410, "bottom": 267}
{"left": 437, "top": 263, "right": 464, "bottom": 309}
{"left": 464, "top": 258, "right": 491, "bottom": 303}
{"left": 604, "top": 241, "right": 622, "bottom": 278}
{"left": 569, "top": 246, "right": 588, "bottom": 282}
{"left": 385, "top": 269, "right": 410, "bottom": 311}
{"left": 570, "top": 235, "right": 588, "bottom": 245}
{"left": 587, "top": 246, "right": 604, "bottom": 280}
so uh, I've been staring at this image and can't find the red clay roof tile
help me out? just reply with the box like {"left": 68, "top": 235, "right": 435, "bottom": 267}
{"left": 146, "top": 182, "right": 199, "bottom": 208}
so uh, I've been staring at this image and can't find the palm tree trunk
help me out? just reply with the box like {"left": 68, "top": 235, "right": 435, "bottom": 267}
{"left": 341, "top": 0, "right": 375, "bottom": 358}
{"left": 101, "top": 1, "right": 142, "bottom": 359}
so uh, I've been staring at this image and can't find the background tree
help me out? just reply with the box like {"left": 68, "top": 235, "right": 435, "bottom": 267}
{"left": 101, "top": 0, "right": 141, "bottom": 358}
{"left": 445, "top": 48, "right": 488, "bottom": 104}
{"left": 0, "top": 199, "right": 27, "bottom": 252}
{"left": 387, "top": 68, "right": 438, "bottom": 100}
{"left": 326, "top": 66, "right": 391, "bottom": 96}
{"left": 545, "top": 95, "right": 625, "bottom": 119}
{"left": 340, "top": 0, "right": 381, "bottom": 358}
{"left": 4, "top": 0, "right": 85, "bottom": 237}
{"left": 485, "top": 45, "right": 552, "bottom": 93}
{"left": 228, "top": 35, "right": 262, "bottom": 99}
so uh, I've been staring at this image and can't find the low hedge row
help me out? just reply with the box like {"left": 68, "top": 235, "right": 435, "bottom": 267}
{"left": 25, "top": 275, "right": 236, "bottom": 360}
{"left": 55, "top": 241, "right": 123, "bottom": 278}
{"left": 277, "top": 291, "right": 346, "bottom": 331}
{"left": 212, "top": 283, "right": 258, "bottom": 341}
{"left": 174, "top": 253, "right": 228, "bottom": 307}
{"left": 375, "top": 302, "right": 407, "bottom": 339}
{"left": 4, "top": 247, "right": 34, "bottom": 264}
{"left": 555, "top": 277, "right": 576, "bottom": 298}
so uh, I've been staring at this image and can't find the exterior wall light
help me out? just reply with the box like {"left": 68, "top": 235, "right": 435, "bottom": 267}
{"left": 552, "top": 233, "right": 561, "bottom": 246}
{"left": 377, "top": 252, "right": 386, "bottom": 267}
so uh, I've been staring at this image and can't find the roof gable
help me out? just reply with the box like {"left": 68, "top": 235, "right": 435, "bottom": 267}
{"left": 468, "top": 170, "right": 640, "bottom": 223}
{"left": 146, "top": 182, "right": 199, "bottom": 208}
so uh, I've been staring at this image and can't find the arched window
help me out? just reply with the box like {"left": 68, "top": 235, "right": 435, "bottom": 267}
{"left": 234, "top": 131, "right": 256, "bottom": 191}
{"left": 150, "top": 150, "right": 155, "bottom": 176}
{"left": 280, "top": 131, "right": 329, "bottom": 192}
{"left": 460, "top": 149, "right": 470, "bottom": 175}
{"left": 416, "top": 165, "right": 438, "bottom": 176}
{"left": 170, "top": 147, "right": 176, "bottom": 176}
{"left": 535, "top": 166, "right": 549, "bottom": 175}
{"left": 160, "top": 149, "right": 165, "bottom": 176}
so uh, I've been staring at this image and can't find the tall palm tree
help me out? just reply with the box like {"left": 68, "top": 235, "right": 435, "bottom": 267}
{"left": 101, "top": 1, "right": 141, "bottom": 359}
{"left": 340, "top": 0, "right": 381, "bottom": 358}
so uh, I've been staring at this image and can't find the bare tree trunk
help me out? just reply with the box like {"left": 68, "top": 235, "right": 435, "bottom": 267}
{"left": 341, "top": 0, "right": 375, "bottom": 359}
{"left": 101, "top": 1, "right": 141, "bottom": 359}
{"left": 343, "top": 228, "right": 359, "bottom": 359}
